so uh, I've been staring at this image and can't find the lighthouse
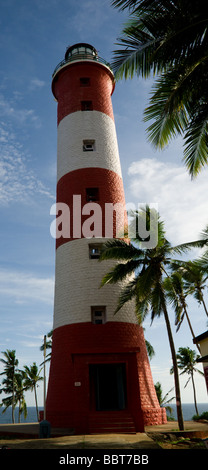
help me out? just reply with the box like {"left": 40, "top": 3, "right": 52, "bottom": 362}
{"left": 46, "top": 43, "right": 166, "bottom": 433}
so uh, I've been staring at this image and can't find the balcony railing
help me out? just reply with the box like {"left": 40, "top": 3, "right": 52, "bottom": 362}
{"left": 52, "top": 54, "right": 112, "bottom": 78}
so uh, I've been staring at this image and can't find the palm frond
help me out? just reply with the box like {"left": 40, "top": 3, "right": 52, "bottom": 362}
{"left": 145, "top": 339, "right": 155, "bottom": 360}
{"left": 183, "top": 376, "right": 191, "bottom": 388}
{"left": 111, "top": 0, "right": 139, "bottom": 11}
{"left": 170, "top": 238, "right": 207, "bottom": 255}
{"left": 114, "top": 278, "right": 137, "bottom": 313}
{"left": 100, "top": 259, "right": 138, "bottom": 287}
{"left": 135, "top": 297, "right": 150, "bottom": 323}
{"left": 183, "top": 104, "right": 208, "bottom": 177}
{"left": 193, "top": 367, "right": 204, "bottom": 376}
{"left": 99, "top": 238, "right": 143, "bottom": 261}
{"left": 111, "top": 0, "right": 208, "bottom": 176}
{"left": 149, "top": 280, "right": 164, "bottom": 320}
{"left": 196, "top": 253, "right": 208, "bottom": 272}
{"left": 143, "top": 68, "right": 191, "bottom": 148}
{"left": 200, "top": 224, "right": 208, "bottom": 241}
{"left": 112, "top": 27, "right": 158, "bottom": 79}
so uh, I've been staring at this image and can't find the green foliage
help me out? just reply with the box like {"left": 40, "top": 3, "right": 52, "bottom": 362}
{"left": 154, "top": 381, "right": 175, "bottom": 420}
{"left": 101, "top": 207, "right": 199, "bottom": 430}
{"left": 170, "top": 346, "right": 204, "bottom": 416}
{"left": 0, "top": 351, "right": 43, "bottom": 422}
{"left": 111, "top": 0, "right": 208, "bottom": 177}
{"left": 192, "top": 411, "right": 208, "bottom": 421}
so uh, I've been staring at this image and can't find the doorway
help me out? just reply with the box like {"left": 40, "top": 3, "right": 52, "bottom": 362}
{"left": 89, "top": 363, "right": 127, "bottom": 411}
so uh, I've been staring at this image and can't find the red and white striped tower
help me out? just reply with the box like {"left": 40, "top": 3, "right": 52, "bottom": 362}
{"left": 46, "top": 43, "right": 166, "bottom": 433}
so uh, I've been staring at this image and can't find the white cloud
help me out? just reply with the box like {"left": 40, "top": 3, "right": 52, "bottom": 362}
{"left": 29, "top": 78, "right": 45, "bottom": 91}
{"left": 0, "top": 123, "right": 54, "bottom": 205}
{"left": 0, "top": 93, "right": 41, "bottom": 128}
{"left": 127, "top": 158, "right": 208, "bottom": 244}
{"left": 0, "top": 268, "right": 54, "bottom": 305}
{"left": 72, "top": 0, "right": 110, "bottom": 36}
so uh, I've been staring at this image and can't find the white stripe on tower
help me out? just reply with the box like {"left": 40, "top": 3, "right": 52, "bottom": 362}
{"left": 53, "top": 238, "right": 137, "bottom": 329}
{"left": 57, "top": 111, "right": 122, "bottom": 182}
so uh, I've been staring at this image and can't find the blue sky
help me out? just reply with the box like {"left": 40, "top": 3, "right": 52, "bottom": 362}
{"left": 0, "top": 0, "right": 208, "bottom": 409}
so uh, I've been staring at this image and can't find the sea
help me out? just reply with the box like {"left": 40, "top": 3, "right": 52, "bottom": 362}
{"left": 0, "top": 404, "right": 207, "bottom": 424}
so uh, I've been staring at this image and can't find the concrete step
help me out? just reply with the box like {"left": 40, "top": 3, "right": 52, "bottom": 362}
{"left": 89, "top": 411, "right": 136, "bottom": 434}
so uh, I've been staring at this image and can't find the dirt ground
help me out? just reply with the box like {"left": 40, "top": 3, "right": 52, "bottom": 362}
{"left": 146, "top": 432, "right": 208, "bottom": 449}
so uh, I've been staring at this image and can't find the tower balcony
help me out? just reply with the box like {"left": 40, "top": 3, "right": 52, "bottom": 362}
{"left": 52, "top": 42, "right": 113, "bottom": 78}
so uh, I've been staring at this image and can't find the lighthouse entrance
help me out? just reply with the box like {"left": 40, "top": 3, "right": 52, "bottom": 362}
{"left": 89, "top": 363, "right": 127, "bottom": 411}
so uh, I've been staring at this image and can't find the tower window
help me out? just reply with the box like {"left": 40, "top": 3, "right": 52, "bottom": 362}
{"left": 80, "top": 77, "right": 90, "bottom": 87}
{"left": 83, "top": 140, "right": 95, "bottom": 152}
{"left": 91, "top": 306, "right": 106, "bottom": 324}
{"left": 89, "top": 243, "right": 102, "bottom": 259}
{"left": 81, "top": 101, "right": 93, "bottom": 111}
{"left": 86, "top": 187, "right": 99, "bottom": 202}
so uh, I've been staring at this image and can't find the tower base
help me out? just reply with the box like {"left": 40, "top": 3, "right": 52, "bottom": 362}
{"left": 45, "top": 323, "right": 167, "bottom": 433}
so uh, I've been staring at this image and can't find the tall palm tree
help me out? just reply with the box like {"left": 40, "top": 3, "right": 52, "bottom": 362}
{"left": 14, "top": 371, "right": 27, "bottom": 423}
{"left": 0, "top": 350, "right": 19, "bottom": 423}
{"left": 111, "top": 0, "right": 208, "bottom": 177}
{"left": 40, "top": 330, "right": 53, "bottom": 365}
{"left": 180, "top": 261, "right": 208, "bottom": 317}
{"left": 170, "top": 347, "right": 204, "bottom": 416}
{"left": 0, "top": 371, "right": 27, "bottom": 423}
{"left": 100, "top": 207, "right": 203, "bottom": 430}
{"left": 163, "top": 271, "right": 200, "bottom": 353}
{"left": 24, "top": 362, "right": 43, "bottom": 421}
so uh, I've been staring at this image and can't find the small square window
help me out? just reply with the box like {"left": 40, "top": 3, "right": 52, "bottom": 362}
{"left": 91, "top": 306, "right": 106, "bottom": 324}
{"left": 89, "top": 243, "right": 102, "bottom": 259}
{"left": 80, "top": 77, "right": 90, "bottom": 87}
{"left": 83, "top": 140, "right": 95, "bottom": 152}
{"left": 81, "top": 101, "right": 93, "bottom": 111}
{"left": 86, "top": 187, "right": 99, "bottom": 202}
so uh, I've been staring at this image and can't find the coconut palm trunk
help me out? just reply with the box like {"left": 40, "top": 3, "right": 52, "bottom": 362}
{"left": 182, "top": 303, "right": 201, "bottom": 353}
{"left": 201, "top": 295, "right": 208, "bottom": 317}
{"left": 162, "top": 301, "right": 184, "bottom": 430}
{"left": 12, "top": 374, "right": 15, "bottom": 423}
{"left": 23, "top": 363, "right": 43, "bottom": 422}
{"left": 191, "top": 369, "right": 199, "bottom": 416}
{"left": 172, "top": 347, "right": 203, "bottom": 419}
{"left": 34, "top": 383, "right": 39, "bottom": 421}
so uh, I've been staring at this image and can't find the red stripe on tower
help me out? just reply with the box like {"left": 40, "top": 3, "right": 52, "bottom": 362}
{"left": 46, "top": 43, "right": 166, "bottom": 433}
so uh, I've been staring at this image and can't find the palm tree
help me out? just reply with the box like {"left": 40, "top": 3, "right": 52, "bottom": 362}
{"left": 0, "top": 371, "right": 27, "bottom": 423}
{"left": 154, "top": 381, "right": 175, "bottom": 420}
{"left": 40, "top": 330, "right": 53, "bottom": 365}
{"left": 14, "top": 371, "right": 27, "bottom": 423}
{"left": 0, "top": 350, "right": 19, "bottom": 423}
{"left": 111, "top": 0, "right": 208, "bottom": 177}
{"left": 180, "top": 260, "right": 208, "bottom": 317}
{"left": 163, "top": 271, "right": 200, "bottom": 353}
{"left": 170, "top": 347, "right": 204, "bottom": 416}
{"left": 23, "top": 362, "right": 43, "bottom": 421}
{"left": 100, "top": 207, "right": 203, "bottom": 430}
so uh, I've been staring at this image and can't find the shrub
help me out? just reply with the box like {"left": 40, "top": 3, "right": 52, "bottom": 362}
{"left": 192, "top": 411, "right": 208, "bottom": 421}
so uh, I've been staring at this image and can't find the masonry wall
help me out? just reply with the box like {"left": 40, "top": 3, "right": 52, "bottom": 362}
{"left": 56, "top": 167, "right": 127, "bottom": 248}
{"left": 52, "top": 61, "right": 115, "bottom": 124}
{"left": 53, "top": 239, "right": 137, "bottom": 329}
{"left": 57, "top": 111, "right": 122, "bottom": 182}
{"left": 46, "top": 322, "right": 166, "bottom": 432}
{"left": 46, "top": 51, "right": 166, "bottom": 432}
